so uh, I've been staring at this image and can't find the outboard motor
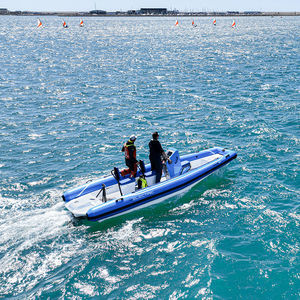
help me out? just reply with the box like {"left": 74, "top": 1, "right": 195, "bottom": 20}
{"left": 166, "top": 148, "right": 182, "bottom": 178}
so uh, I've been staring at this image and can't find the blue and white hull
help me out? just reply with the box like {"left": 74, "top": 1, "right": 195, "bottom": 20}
{"left": 63, "top": 147, "right": 237, "bottom": 222}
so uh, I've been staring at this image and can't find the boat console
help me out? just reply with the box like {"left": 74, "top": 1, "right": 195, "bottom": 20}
{"left": 166, "top": 148, "right": 182, "bottom": 178}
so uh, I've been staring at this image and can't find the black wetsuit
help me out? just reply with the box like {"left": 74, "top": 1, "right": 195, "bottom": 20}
{"left": 149, "top": 139, "right": 164, "bottom": 183}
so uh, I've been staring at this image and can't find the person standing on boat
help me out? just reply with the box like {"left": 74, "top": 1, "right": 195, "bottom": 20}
{"left": 121, "top": 135, "right": 138, "bottom": 178}
{"left": 149, "top": 132, "right": 171, "bottom": 183}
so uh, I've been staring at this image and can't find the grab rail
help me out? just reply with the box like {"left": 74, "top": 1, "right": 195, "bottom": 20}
{"left": 76, "top": 180, "right": 94, "bottom": 198}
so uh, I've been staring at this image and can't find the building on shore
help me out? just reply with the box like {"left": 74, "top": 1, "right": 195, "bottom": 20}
{"left": 227, "top": 11, "right": 240, "bottom": 15}
{"left": 140, "top": 8, "right": 167, "bottom": 15}
{"left": 89, "top": 10, "right": 106, "bottom": 15}
{"left": 244, "top": 11, "right": 262, "bottom": 15}
{"left": 0, "top": 8, "right": 9, "bottom": 14}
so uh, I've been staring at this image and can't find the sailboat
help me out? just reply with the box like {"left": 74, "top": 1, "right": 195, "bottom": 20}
{"left": 175, "top": 20, "right": 179, "bottom": 26}
{"left": 63, "top": 20, "right": 68, "bottom": 28}
{"left": 79, "top": 19, "right": 84, "bottom": 27}
{"left": 232, "top": 20, "right": 236, "bottom": 28}
{"left": 192, "top": 20, "right": 197, "bottom": 27}
{"left": 37, "top": 18, "right": 42, "bottom": 28}
{"left": 213, "top": 18, "right": 216, "bottom": 26}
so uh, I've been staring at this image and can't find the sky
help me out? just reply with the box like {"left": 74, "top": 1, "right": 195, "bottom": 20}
{"left": 0, "top": 0, "right": 299, "bottom": 12}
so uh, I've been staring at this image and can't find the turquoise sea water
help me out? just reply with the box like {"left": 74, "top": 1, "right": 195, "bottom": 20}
{"left": 0, "top": 16, "right": 299, "bottom": 298}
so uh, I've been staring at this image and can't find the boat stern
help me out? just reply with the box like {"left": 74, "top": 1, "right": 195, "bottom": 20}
{"left": 65, "top": 195, "right": 102, "bottom": 218}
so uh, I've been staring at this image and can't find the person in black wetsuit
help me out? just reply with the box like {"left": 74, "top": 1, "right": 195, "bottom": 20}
{"left": 149, "top": 132, "right": 171, "bottom": 183}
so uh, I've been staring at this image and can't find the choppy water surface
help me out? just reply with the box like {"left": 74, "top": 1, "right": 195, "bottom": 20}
{"left": 0, "top": 16, "right": 299, "bottom": 298}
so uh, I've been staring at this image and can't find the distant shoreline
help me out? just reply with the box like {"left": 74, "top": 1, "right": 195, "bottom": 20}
{"left": 0, "top": 10, "right": 299, "bottom": 17}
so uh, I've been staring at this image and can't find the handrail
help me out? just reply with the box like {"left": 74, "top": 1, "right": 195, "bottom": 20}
{"left": 76, "top": 180, "right": 94, "bottom": 198}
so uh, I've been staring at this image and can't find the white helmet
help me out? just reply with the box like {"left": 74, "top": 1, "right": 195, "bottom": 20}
{"left": 130, "top": 134, "right": 137, "bottom": 141}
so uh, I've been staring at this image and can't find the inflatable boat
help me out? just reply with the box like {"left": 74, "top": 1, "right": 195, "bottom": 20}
{"left": 63, "top": 147, "right": 237, "bottom": 222}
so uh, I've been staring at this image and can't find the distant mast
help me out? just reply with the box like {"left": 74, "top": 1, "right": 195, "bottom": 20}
{"left": 80, "top": 19, "right": 84, "bottom": 27}
{"left": 175, "top": 20, "right": 179, "bottom": 26}
{"left": 37, "top": 18, "right": 42, "bottom": 28}
{"left": 232, "top": 20, "right": 236, "bottom": 28}
{"left": 213, "top": 18, "right": 216, "bottom": 26}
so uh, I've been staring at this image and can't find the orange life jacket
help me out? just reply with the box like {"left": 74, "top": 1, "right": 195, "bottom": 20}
{"left": 123, "top": 140, "right": 136, "bottom": 161}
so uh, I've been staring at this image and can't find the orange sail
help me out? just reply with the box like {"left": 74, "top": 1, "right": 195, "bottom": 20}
{"left": 175, "top": 20, "right": 179, "bottom": 26}
{"left": 80, "top": 19, "right": 84, "bottom": 27}
{"left": 213, "top": 18, "right": 216, "bottom": 25}
{"left": 37, "top": 18, "right": 42, "bottom": 28}
{"left": 192, "top": 20, "right": 194, "bottom": 26}
{"left": 232, "top": 20, "right": 236, "bottom": 28}
{"left": 63, "top": 20, "right": 68, "bottom": 28}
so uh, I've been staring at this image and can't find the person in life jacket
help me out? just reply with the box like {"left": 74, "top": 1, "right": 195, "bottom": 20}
{"left": 121, "top": 135, "right": 138, "bottom": 178}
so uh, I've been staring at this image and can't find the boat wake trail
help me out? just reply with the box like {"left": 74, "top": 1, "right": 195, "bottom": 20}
{"left": 0, "top": 198, "right": 73, "bottom": 297}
